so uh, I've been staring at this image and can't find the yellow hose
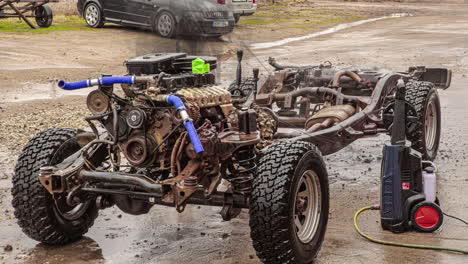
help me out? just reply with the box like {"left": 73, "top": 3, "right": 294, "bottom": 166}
{"left": 354, "top": 206, "right": 468, "bottom": 254}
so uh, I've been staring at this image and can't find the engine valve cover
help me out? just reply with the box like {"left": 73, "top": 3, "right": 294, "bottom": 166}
{"left": 176, "top": 86, "right": 232, "bottom": 108}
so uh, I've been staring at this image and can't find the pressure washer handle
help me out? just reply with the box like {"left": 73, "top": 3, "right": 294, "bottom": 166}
{"left": 391, "top": 79, "right": 407, "bottom": 145}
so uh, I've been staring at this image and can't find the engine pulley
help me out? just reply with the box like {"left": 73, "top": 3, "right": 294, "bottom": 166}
{"left": 87, "top": 90, "right": 110, "bottom": 115}
{"left": 127, "top": 108, "right": 146, "bottom": 129}
{"left": 123, "top": 135, "right": 156, "bottom": 167}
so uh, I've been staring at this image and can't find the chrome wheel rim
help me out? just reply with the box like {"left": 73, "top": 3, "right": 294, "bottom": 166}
{"left": 158, "top": 14, "right": 173, "bottom": 36}
{"left": 85, "top": 5, "right": 99, "bottom": 26}
{"left": 293, "top": 170, "right": 322, "bottom": 244}
{"left": 425, "top": 99, "right": 438, "bottom": 151}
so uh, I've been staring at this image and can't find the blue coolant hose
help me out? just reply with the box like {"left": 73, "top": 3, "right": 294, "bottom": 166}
{"left": 167, "top": 95, "right": 204, "bottom": 154}
{"left": 58, "top": 77, "right": 204, "bottom": 154}
{"left": 58, "top": 76, "right": 136, "bottom": 90}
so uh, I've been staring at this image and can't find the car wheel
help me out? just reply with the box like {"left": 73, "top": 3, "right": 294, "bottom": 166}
{"left": 12, "top": 128, "right": 98, "bottom": 245}
{"left": 155, "top": 11, "right": 176, "bottom": 38}
{"left": 250, "top": 141, "right": 329, "bottom": 263}
{"left": 234, "top": 15, "right": 241, "bottom": 24}
{"left": 84, "top": 3, "right": 104, "bottom": 28}
{"left": 405, "top": 81, "right": 441, "bottom": 161}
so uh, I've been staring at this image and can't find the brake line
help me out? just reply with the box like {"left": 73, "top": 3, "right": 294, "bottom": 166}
{"left": 353, "top": 205, "right": 468, "bottom": 254}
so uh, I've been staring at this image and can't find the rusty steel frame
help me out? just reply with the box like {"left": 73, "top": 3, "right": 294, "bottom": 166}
{"left": 262, "top": 73, "right": 401, "bottom": 155}
{"left": 0, "top": 0, "right": 57, "bottom": 29}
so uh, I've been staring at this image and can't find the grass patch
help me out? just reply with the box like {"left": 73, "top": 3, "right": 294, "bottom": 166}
{"left": 0, "top": 15, "right": 92, "bottom": 33}
{"left": 239, "top": 19, "right": 271, "bottom": 25}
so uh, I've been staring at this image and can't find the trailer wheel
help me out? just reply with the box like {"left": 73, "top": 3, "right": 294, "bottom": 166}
{"left": 12, "top": 128, "right": 98, "bottom": 245}
{"left": 405, "top": 81, "right": 441, "bottom": 160}
{"left": 250, "top": 141, "right": 329, "bottom": 264}
{"left": 34, "top": 5, "right": 53, "bottom": 28}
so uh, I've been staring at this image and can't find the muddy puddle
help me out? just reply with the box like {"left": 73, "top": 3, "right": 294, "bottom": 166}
{"left": 251, "top": 13, "right": 412, "bottom": 50}
{"left": 0, "top": 81, "right": 91, "bottom": 103}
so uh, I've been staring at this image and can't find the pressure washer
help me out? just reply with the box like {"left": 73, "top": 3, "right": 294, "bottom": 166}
{"left": 380, "top": 79, "right": 442, "bottom": 233}
{"left": 354, "top": 79, "right": 468, "bottom": 254}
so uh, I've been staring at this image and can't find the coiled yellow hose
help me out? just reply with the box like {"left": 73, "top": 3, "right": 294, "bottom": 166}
{"left": 354, "top": 206, "right": 468, "bottom": 254}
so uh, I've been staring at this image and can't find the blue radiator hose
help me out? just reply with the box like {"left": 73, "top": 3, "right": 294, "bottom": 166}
{"left": 58, "top": 76, "right": 136, "bottom": 90}
{"left": 167, "top": 95, "right": 204, "bottom": 154}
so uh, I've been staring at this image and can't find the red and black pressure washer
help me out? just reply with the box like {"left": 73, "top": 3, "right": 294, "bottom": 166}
{"left": 380, "top": 80, "right": 443, "bottom": 233}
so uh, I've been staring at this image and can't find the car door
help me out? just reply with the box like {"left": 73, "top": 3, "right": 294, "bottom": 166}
{"left": 123, "top": 0, "right": 161, "bottom": 27}
{"left": 100, "top": 0, "right": 127, "bottom": 22}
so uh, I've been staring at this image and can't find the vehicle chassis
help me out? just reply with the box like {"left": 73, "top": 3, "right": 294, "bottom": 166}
{"left": 12, "top": 52, "right": 452, "bottom": 263}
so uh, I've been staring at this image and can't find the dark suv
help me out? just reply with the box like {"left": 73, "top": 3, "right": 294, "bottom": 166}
{"left": 77, "top": 0, "right": 235, "bottom": 38}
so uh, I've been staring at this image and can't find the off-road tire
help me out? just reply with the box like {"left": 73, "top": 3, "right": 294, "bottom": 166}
{"left": 12, "top": 128, "right": 98, "bottom": 245}
{"left": 405, "top": 81, "right": 441, "bottom": 160}
{"left": 250, "top": 141, "right": 329, "bottom": 264}
{"left": 228, "top": 77, "right": 256, "bottom": 100}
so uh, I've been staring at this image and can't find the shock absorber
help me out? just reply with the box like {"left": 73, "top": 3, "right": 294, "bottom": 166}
{"left": 228, "top": 145, "right": 257, "bottom": 194}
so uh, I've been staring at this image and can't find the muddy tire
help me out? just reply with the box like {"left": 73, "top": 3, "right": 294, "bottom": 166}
{"left": 250, "top": 141, "right": 329, "bottom": 264}
{"left": 405, "top": 81, "right": 441, "bottom": 160}
{"left": 12, "top": 128, "right": 98, "bottom": 245}
{"left": 228, "top": 77, "right": 256, "bottom": 100}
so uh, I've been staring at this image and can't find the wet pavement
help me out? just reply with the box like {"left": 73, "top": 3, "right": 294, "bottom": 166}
{"left": 1, "top": 1, "right": 468, "bottom": 264}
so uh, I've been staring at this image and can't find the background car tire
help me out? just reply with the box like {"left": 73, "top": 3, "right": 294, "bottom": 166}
{"left": 250, "top": 141, "right": 329, "bottom": 264}
{"left": 84, "top": 3, "right": 104, "bottom": 28}
{"left": 34, "top": 5, "right": 53, "bottom": 28}
{"left": 155, "top": 11, "right": 177, "bottom": 38}
{"left": 405, "top": 81, "right": 441, "bottom": 161}
{"left": 12, "top": 128, "right": 98, "bottom": 245}
{"left": 234, "top": 15, "right": 241, "bottom": 24}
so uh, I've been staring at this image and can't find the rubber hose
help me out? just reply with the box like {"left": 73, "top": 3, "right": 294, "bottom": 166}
{"left": 58, "top": 76, "right": 136, "bottom": 90}
{"left": 166, "top": 95, "right": 204, "bottom": 154}
{"left": 354, "top": 206, "right": 468, "bottom": 254}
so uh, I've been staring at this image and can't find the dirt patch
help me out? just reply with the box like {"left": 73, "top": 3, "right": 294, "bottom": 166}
{"left": 228, "top": 0, "right": 425, "bottom": 43}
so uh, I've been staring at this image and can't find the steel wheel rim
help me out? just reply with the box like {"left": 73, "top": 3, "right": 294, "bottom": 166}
{"left": 293, "top": 169, "right": 322, "bottom": 244}
{"left": 425, "top": 99, "right": 438, "bottom": 151}
{"left": 85, "top": 5, "right": 99, "bottom": 26}
{"left": 55, "top": 199, "right": 90, "bottom": 221}
{"left": 158, "top": 14, "right": 173, "bottom": 36}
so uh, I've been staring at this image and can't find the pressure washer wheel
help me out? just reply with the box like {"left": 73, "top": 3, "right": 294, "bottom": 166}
{"left": 250, "top": 141, "right": 329, "bottom": 263}
{"left": 410, "top": 202, "right": 443, "bottom": 233}
{"left": 34, "top": 5, "right": 53, "bottom": 28}
{"left": 12, "top": 128, "right": 98, "bottom": 245}
{"left": 405, "top": 81, "right": 441, "bottom": 161}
